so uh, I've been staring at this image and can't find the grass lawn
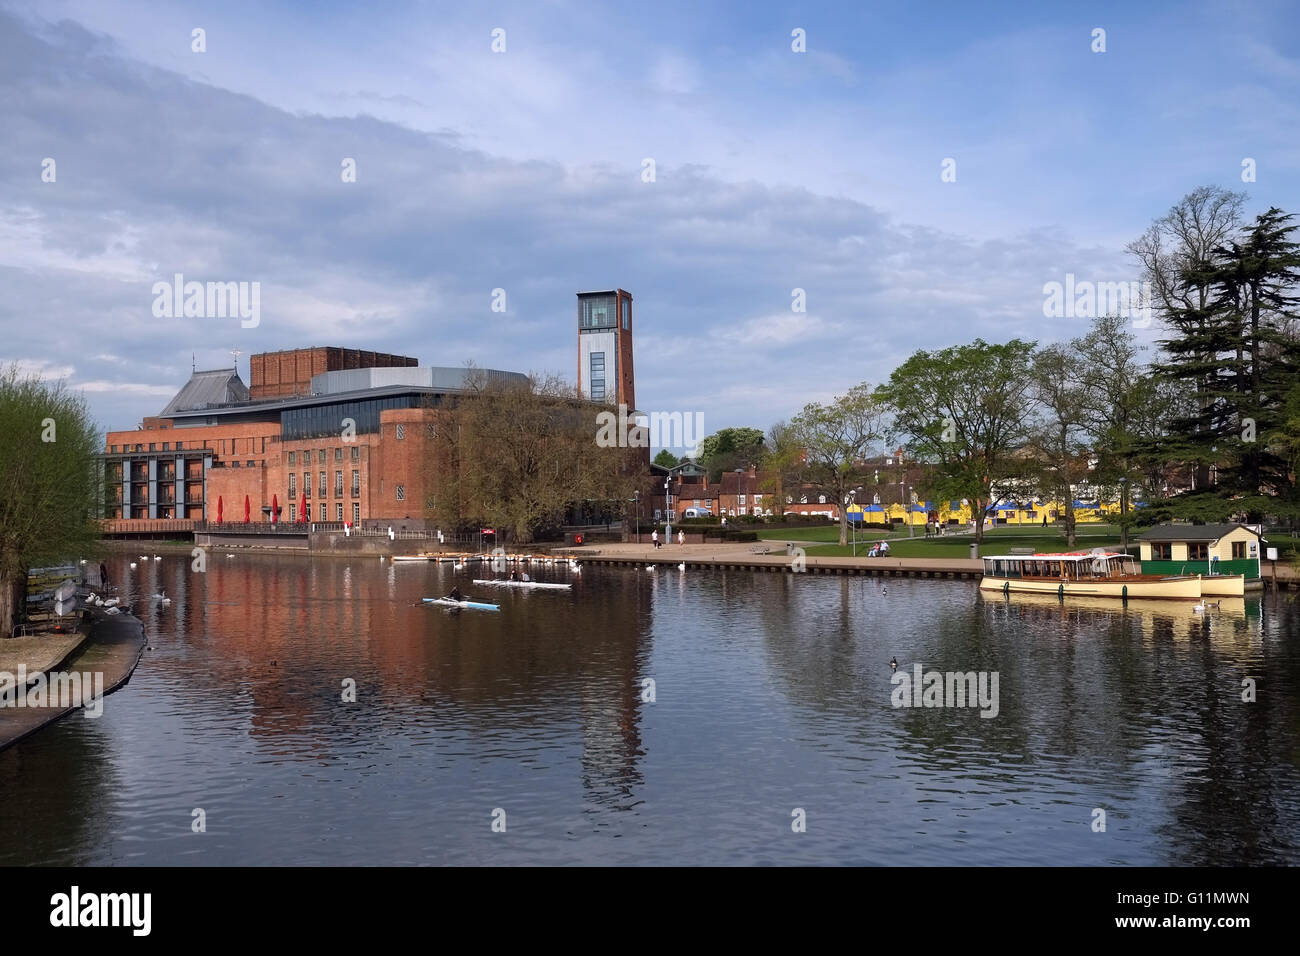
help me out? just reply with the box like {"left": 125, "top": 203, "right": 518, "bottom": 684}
{"left": 757, "top": 523, "right": 1131, "bottom": 559}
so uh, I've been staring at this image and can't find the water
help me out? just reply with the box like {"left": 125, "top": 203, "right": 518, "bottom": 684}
{"left": 2, "top": 551, "right": 1297, "bottom": 865}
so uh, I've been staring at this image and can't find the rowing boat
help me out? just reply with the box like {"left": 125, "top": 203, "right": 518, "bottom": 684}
{"left": 471, "top": 579, "right": 572, "bottom": 590}
{"left": 392, "top": 555, "right": 431, "bottom": 562}
{"left": 422, "top": 597, "right": 500, "bottom": 611}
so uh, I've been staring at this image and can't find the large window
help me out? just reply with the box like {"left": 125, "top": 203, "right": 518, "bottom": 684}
{"left": 336, "top": 503, "right": 343, "bottom": 521}
{"left": 580, "top": 295, "right": 616, "bottom": 329}
{"left": 304, "top": 473, "right": 311, "bottom": 497}
{"left": 335, "top": 471, "right": 343, "bottom": 497}
{"left": 288, "top": 473, "right": 296, "bottom": 496}
{"left": 621, "top": 298, "right": 630, "bottom": 330}
{"left": 352, "top": 502, "right": 360, "bottom": 523}
{"left": 1189, "top": 543, "right": 1208, "bottom": 560}
{"left": 319, "top": 472, "right": 326, "bottom": 496}
{"left": 1152, "top": 543, "right": 1171, "bottom": 560}
{"left": 589, "top": 352, "right": 606, "bottom": 402}
{"left": 281, "top": 396, "right": 422, "bottom": 441}
{"left": 352, "top": 470, "right": 360, "bottom": 496}
{"left": 1232, "top": 541, "right": 1246, "bottom": 559}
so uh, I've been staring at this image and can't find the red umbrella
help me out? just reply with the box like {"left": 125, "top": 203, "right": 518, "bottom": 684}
{"left": 299, "top": 492, "right": 307, "bottom": 523}
{"left": 216, "top": 495, "right": 223, "bottom": 524}
{"left": 244, "top": 495, "right": 251, "bottom": 524}
{"left": 271, "top": 493, "right": 278, "bottom": 523}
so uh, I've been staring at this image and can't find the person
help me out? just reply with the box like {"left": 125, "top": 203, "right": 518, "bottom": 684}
{"left": 448, "top": 585, "right": 464, "bottom": 602}
{"left": 1042, "top": 513, "right": 1048, "bottom": 527}
{"left": 721, "top": 516, "right": 727, "bottom": 528}
{"left": 678, "top": 529, "right": 685, "bottom": 546}
{"left": 868, "top": 544, "right": 879, "bottom": 557}
{"left": 509, "top": 568, "right": 517, "bottom": 581}
{"left": 879, "top": 540, "right": 890, "bottom": 555}
{"left": 652, "top": 529, "right": 659, "bottom": 549}
{"left": 99, "top": 562, "right": 110, "bottom": 588}
{"left": 521, "top": 571, "right": 530, "bottom": 582}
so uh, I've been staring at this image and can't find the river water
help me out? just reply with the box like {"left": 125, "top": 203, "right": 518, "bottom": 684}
{"left": 2, "top": 551, "right": 1297, "bottom": 865}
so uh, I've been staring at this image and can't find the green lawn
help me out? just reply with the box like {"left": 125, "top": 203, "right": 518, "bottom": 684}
{"left": 757, "top": 523, "right": 1131, "bottom": 559}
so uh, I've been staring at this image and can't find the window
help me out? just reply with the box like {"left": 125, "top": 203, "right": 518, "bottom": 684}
{"left": 1189, "top": 543, "right": 1208, "bottom": 560}
{"left": 579, "top": 294, "right": 616, "bottom": 329}
{"left": 176, "top": 441, "right": 183, "bottom": 450}
{"left": 396, "top": 485, "right": 406, "bottom": 501}
{"left": 319, "top": 449, "right": 326, "bottom": 463}
{"left": 336, "top": 503, "right": 343, "bottom": 521}
{"left": 162, "top": 442, "right": 170, "bottom": 451}
{"left": 304, "top": 473, "right": 311, "bottom": 497}
{"left": 319, "top": 472, "right": 326, "bottom": 496}
{"left": 335, "top": 448, "right": 342, "bottom": 462}
{"left": 590, "top": 352, "right": 606, "bottom": 401}
{"left": 110, "top": 445, "right": 118, "bottom": 453}
{"left": 288, "top": 452, "right": 295, "bottom": 465}
{"left": 247, "top": 461, "right": 253, "bottom": 468}
{"left": 1232, "top": 541, "right": 1246, "bottom": 559}
{"left": 621, "top": 298, "right": 630, "bottom": 330}
{"left": 739, "top": 495, "right": 746, "bottom": 505}
{"left": 396, "top": 424, "right": 406, "bottom": 440}
{"left": 289, "top": 504, "right": 297, "bottom": 522}
{"left": 352, "top": 502, "right": 360, "bottom": 523}
{"left": 304, "top": 503, "right": 311, "bottom": 521}
{"left": 351, "top": 446, "right": 360, "bottom": 460}
{"left": 149, "top": 443, "right": 156, "bottom": 451}
{"left": 352, "top": 470, "right": 360, "bottom": 496}
{"left": 232, "top": 461, "right": 241, "bottom": 468}
{"left": 335, "top": 471, "right": 343, "bottom": 497}
{"left": 289, "top": 474, "right": 296, "bottom": 495}
{"left": 1151, "top": 543, "right": 1170, "bottom": 560}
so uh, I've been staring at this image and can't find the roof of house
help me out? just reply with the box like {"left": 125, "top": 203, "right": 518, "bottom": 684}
{"left": 1139, "top": 523, "right": 1261, "bottom": 542}
{"left": 160, "top": 368, "right": 250, "bottom": 417}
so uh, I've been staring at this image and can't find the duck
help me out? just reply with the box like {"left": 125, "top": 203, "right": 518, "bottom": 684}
{"left": 153, "top": 591, "right": 171, "bottom": 606}
{"left": 1193, "top": 599, "right": 1220, "bottom": 613}
{"left": 890, "top": 657, "right": 898, "bottom": 671}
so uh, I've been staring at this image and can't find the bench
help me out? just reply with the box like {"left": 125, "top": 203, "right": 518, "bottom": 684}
{"left": 1009, "top": 547, "right": 1037, "bottom": 555}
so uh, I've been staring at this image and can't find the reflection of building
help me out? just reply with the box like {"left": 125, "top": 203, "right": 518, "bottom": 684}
{"left": 101, "top": 349, "right": 527, "bottom": 525}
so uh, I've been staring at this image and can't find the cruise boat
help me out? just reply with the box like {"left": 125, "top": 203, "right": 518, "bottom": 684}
{"left": 980, "top": 550, "right": 1202, "bottom": 600}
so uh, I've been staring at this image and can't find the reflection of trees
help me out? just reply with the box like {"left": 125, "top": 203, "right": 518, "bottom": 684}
{"left": 0, "top": 711, "right": 120, "bottom": 865}
{"left": 751, "top": 574, "right": 1300, "bottom": 862}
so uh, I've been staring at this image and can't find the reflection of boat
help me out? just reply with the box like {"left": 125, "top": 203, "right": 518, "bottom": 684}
{"left": 472, "top": 579, "right": 572, "bottom": 591}
{"left": 982, "top": 588, "right": 1247, "bottom": 620}
{"left": 980, "top": 552, "right": 1201, "bottom": 600}
{"left": 422, "top": 597, "right": 500, "bottom": 611}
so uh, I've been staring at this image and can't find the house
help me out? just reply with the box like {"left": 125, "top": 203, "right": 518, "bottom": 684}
{"left": 1138, "top": 523, "right": 1263, "bottom": 580}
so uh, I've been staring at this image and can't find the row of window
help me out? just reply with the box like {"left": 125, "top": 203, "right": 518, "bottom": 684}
{"left": 289, "top": 502, "right": 363, "bottom": 523}
{"left": 289, "top": 471, "right": 361, "bottom": 497}
{"left": 287, "top": 446, "right": 362, "bottom": 465}
{"left": 1149, "top": 542, "right": 1245, "bottom": 560}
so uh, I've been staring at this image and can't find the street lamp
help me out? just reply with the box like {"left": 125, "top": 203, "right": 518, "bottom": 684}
{"left": 664, "top": 478, "right": 672, "bottom": 539}
{"left": 632, "top": 490, "right": 640, "bottom": 543}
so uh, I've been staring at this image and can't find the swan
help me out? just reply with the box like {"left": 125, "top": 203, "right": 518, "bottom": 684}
{"left": 129, "top": 562, "right": 137, "bottom": 569}
{"left": 678, "top": 563, "right": 686, "bottom": 571}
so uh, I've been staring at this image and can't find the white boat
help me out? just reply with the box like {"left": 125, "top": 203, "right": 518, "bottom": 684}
{"left": 422, "top": 597, "right": 500, "bottom": 611}
{"left": 471, "top": 579, "right": 572, "bottom": 590}
{"left": 981, "top": 551, "right": 1202, "bottom": 600}
{"left": 392, "top": 555, "right": 431, "bottom": 562}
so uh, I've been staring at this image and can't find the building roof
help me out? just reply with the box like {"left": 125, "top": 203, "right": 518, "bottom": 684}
{"left": 1139, "top": 523, "right": 1261, "bottom": 542}
{"left": 160, "top": 368, "right": 250, "bottom": 417}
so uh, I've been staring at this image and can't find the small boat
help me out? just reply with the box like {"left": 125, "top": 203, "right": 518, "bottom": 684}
{"left": 472, "top": 579, "right": 572, "bottom": 590}
{"left": 981, "top": 551, "right": 1201, "bottom": 600}
{"left": 422, "top": 597, "right": 500, "bottom": 611}
{"left": 392, "top": 555, "right": 431, "bottom": 562}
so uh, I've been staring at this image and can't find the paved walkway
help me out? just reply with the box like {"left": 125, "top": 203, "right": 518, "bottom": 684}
{"left": 0, "top": 633, "right": 87, "bottom": 677}
{"left": 562, "top": 540, "right": 985, "bottom": 575}
{"left": 0, "top": 610, "right": 147, "bottom": 752}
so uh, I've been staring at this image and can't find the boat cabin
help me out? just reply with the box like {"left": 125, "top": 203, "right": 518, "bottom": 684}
{"left": 982, "top": 551, "right": 1142, "bottom": 582}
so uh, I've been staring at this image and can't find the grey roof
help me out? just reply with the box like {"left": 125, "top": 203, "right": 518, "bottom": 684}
{"left": 310, "top": 366, "right": 528, "bottom": 395}
{"left": 160, "top": 368, "right": 250, "bottom": 417}
{"left": 1139, "top": 523, "right": 1261, "bottom": 542}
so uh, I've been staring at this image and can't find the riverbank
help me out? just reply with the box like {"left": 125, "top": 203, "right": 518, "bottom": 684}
{"left": 0, "top": 609, "right": 146, "bottom": 752}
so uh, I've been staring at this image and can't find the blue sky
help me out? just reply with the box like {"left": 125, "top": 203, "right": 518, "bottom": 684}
{"left": 2, "top": 0, "right": 1297, "bottom": 446}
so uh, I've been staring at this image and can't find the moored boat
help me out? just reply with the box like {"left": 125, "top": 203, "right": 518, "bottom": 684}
{"left": 980, "top": 551, "right": 1202, "bottom": 600}
{"left": 471, "top": 579, "right": 572, "bottom": 590}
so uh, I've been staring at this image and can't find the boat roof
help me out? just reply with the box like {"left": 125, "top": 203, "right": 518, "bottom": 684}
{"left": 989, "top": 551, "right": 1134, "bottom": 562}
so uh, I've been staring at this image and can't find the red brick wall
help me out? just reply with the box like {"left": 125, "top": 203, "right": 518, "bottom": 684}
{"left": 248, "top": 348, "right": 419, "bottom": 399}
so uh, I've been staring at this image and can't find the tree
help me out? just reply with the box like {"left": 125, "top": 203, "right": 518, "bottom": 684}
{"left": 878, "top": 339, "right": 1035, "bottom": 544}
{"left": 1129, "top": 185, "right": 1247, "bottom": 491}
{"left": 1027, "top": 345, "right": 1091, "bottom": 547}
{"left": 0, "top": 367, "right": 102, "bottom": 636}
{"left": 696, "top": 427, "right": 767, "bottom": 480}
{"left": 778, "top": 384, "right": 890, "bottom": 546}
{"left": 652, "top": 449, "right": 679, "bottom": 469}
{"left": 427, "top": 373, "right": 639, "bottom": 542}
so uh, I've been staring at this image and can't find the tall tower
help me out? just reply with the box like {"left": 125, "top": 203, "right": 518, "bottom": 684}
{"left": 577, "top": 290, "right": 635, "bottom": 409}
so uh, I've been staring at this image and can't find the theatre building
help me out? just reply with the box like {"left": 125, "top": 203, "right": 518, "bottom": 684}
{"left": 101, "top": 348, "right": 527, "bottom": 527}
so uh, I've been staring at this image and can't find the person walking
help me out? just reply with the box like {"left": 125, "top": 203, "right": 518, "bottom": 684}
{"left": 652, "top": 529, "right": 659, "bottom": 550}
{"left": 678, "top": 529, "right": 685, "bottom": 546}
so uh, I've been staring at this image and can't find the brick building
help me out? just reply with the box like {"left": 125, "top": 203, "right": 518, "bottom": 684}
{"left": 102, "top": 351, "right": 526, "bottom": 526}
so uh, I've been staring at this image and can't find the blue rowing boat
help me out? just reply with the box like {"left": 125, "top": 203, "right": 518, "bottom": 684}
{"left": 422, "top": 597, "right": 500, "bottom": 612}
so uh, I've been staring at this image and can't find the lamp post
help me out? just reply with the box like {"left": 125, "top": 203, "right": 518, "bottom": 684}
{"left": 632, "top": 491, "right": 641, "bottom": 544}
{"left": 664, "top": 478, "right": 672, "bottom": 540}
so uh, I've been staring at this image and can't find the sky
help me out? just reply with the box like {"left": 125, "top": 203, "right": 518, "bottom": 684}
{"left": 1, "top": 0, "right": 1298, "bottom": 448}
